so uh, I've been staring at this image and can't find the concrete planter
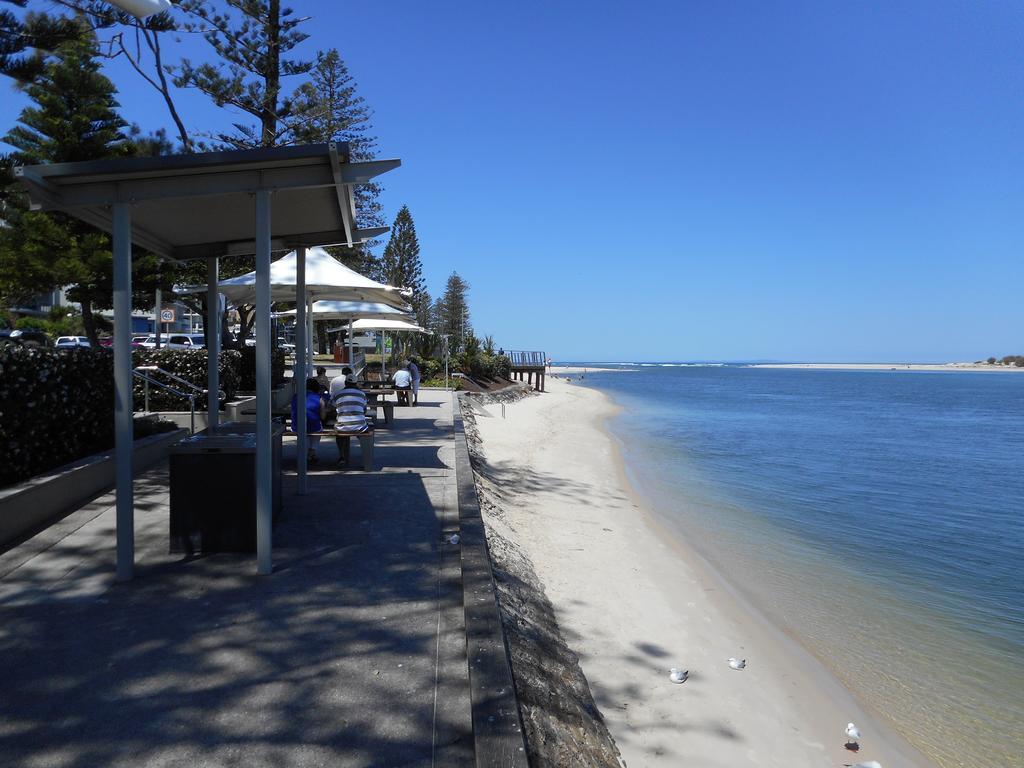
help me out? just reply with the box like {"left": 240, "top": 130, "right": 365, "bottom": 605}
{"left": 0, "top": 428, "right": 187, "bottom": 547}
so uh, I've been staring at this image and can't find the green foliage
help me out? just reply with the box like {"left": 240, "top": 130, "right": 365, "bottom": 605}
{"left": 132, "top": 348, "right": 242, "bottom": 411}
{"left": 0, "top": 5, "right": 85, "bottom": 83}
{"left": 237, "top": 346, "right": 286, "bottom": 391}
{"left": 172, "top": 0, "right": 313, "bottom": 148}
{"left": 12, "top": 314, "right": 81, "bottom": 337}
{"left": 0, "top": 345, "right": 114, "bottom": 487}
{"left": 421, "top": 376, "right": 462, "bottom": 391}
{"left": 0, "top": 28, "right": 171, "bottom": 345}
{"left": 294, "top": 49, "right": 384, "bottom": 270}
{"left": 381, "top": 204, "right": 425, "bottom": 298}
{"left": 494, "top": 353, "right": 511, "bottom": 379}
{"left": 999, "top": 355, "right": 1024, "bottom": 367}
{"left": 453, "top": 349, "right": 509, "bottom": 382}
{"left": 435, "top": 272, "right": 471, "bottom": 352}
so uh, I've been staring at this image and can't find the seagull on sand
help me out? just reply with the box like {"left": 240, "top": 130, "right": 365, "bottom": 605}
{"left": 845, "top": 722, "right": 862, "bottom": 748}
{"left": 727, "top": 657, "right": 746, "bottom": 670}
{"left": 849, "top": 762, "right": 882, "bottom": 768}
{"left": 669, "top": 668, "right": 688, "bottom": 684}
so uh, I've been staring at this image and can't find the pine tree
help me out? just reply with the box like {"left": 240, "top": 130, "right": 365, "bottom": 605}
{"left": 436, "top": 272, "right": 471, "bottom": 352}
{"left": 0, "top": 28, "right": 166, "bottom": 344}
{"left": 172, "top": 0, "right": 313, "bottom": 148}
{"left": 0, "top": 1, "right": 83, "bottom": 82}
{"left": 380, "top": 205, "right": 425, "bottom": 302}
{"left": 295, "top": 49, "right": 385, "bottom": 279}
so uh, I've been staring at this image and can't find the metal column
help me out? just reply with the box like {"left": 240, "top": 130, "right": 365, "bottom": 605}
{"left": 295, "top": 246, "right": 308, "bottom": 495}
{"left": 154, "top": 287, "right": 162, "bottom": 349}
{"left": 206, "top": 257, "right": 220, "bottom": 429}
{"left": 113, "top": 202, "right": 134, "bottom": 581}
{"left": 255, "top": 191, "right": 273, "bottom": 575}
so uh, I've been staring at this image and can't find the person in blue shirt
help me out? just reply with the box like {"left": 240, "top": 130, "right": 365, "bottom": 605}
{"left": 291, "top": 377, "right": 327, "bottom": 464}
{"left": 407, "top": 359, "right": 421, "bottom": 405}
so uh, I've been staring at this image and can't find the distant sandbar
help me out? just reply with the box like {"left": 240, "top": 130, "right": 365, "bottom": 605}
{"left": 751, "top": 362, "right": 1024, "bottom": 372}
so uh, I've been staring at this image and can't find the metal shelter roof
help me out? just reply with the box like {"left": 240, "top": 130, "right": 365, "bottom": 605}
{"left": 15, "top": 142, "right": 399, "bottom": 259}
{"left": 15, "top": 142, "right": 402, "bottom": 580}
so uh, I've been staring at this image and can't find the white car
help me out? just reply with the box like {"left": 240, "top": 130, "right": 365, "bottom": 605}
{"left": 138, "top": 333, "right": 206, "bottom": 350}
{"left": 55, "top": 336, "right": 91, "bottom": 348}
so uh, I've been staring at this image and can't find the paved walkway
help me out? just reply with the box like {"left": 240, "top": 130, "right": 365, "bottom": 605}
{"left": 0, "top": 390, "right": 473, "bottom": 768}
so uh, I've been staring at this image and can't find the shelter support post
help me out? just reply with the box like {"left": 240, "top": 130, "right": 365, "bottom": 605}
{"left": 154, "top": 287, "right": 162, "bottom": 349}
{"left": 206, "top": 258, "right": 220, "bottom": 428}
{"left": 255, "top": 190, "right": 273, "bottom": 575}
{"left": 113, "top": 202, "right": 134, "bottom": 581}
{"left": 295, "top": 246, "right": 308, "bottom": 495}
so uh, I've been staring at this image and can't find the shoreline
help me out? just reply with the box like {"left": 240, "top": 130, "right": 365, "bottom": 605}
{"left": 470, "top": 376, "right": 935, "bottom": 767}
{"left": 599, "top": 408, "right": 934, "bottom": 768}
{"left": 750, "top": 362, "right": 1024, "bottom": 372}
{"left": 552, "top": 362, "right": 1024, "bottom": 373}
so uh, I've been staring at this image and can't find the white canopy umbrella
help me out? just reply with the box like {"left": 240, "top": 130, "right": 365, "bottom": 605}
{"left": 351, "top": 318, "right": 428, "bottom": 333}
{"left": 195, "top": 247, "right": 409, "bottom": 497}
{"left": 276, "top": 300, "right": 414, "bottom": 377}
{"left": 276, "top": 300, "right": 414, "bottom": 322}
{"left": 334, "top": 318, "right": 430, "bottom": 377}
{"left": 217, "top": 247, "right": 408, "bottom": 307}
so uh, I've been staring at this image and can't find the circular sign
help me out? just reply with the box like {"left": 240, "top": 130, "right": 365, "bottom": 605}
{"left": 160, "top": 308, "right": 175, "bottom": 323}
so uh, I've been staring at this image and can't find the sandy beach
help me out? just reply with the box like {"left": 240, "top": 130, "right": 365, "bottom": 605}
{"left": 468, "top": 375, "right": 935, "bottom": 768}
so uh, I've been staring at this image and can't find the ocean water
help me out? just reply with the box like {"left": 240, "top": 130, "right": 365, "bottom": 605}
{"left": 574, "top": 365, "right": 1024, "bottom": 768}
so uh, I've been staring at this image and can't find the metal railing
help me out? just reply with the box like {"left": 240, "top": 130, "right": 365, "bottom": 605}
{"left": 133, "top": 365, "right": 224, "bottom": 434}
{"left": 507, "top": 351, "right": 546, "bottom": 367}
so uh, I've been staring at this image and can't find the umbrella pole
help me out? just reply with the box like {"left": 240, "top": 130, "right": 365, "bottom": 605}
{"left": 306, "top": 299, "right": 314, "bottom": 378}
{"left": 348, "top": 315, "right": 354, "bottom": 375}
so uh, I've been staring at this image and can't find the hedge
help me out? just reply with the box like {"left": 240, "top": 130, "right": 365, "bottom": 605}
{"left": 1, "top": 346, "right": 115, "bottom": 488}
{"left": 237, "top": 346, "right": 286, "bottom": 391}
{"left": 132, "top": 348, "right": 241, "bottom": 411}
{"left": 0, "top": 345, "right": 281, "bottom": 488}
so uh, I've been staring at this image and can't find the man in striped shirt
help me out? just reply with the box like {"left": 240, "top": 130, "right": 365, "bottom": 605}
{"left": 329, "top": 369, "right": 368, "bottom": 467}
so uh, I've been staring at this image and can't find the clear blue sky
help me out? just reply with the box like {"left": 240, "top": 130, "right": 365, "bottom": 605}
{"left": 3, "top": 1, "right": 1022, "bottom": 361}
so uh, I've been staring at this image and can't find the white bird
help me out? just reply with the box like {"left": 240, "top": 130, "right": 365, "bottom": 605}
{"left": 850, "top": 762, "right": 881, "bottom": 768}
{"left": 668, "top": 668, "right": 688, "bottom": 684}
{"left": 727, "top": 657, "right": 746, "bottom": 670}
{"left": 845, "top": 722, "right": 862, "bottom": 744}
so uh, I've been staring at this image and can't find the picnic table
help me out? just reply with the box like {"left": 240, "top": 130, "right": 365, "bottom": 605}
{"left": 365, "top": 388, "right": 395, "bottom": 424}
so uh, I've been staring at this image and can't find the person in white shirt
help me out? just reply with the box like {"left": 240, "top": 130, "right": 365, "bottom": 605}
{"left": 392, "top": 365, "right": 412, "bottom": 405}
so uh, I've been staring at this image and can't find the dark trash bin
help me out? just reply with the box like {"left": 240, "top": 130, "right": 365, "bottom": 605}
{"left": 169, "top": 421, "right": 283, "bottom": 554}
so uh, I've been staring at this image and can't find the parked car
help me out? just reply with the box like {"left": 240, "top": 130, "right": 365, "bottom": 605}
{"left": 136, "top": 333, "right": 205, "bottom": 350}
{"left": 55, "top": 336, "right": 92, "bottom": 348}
{"left": 0, "top": 327, "right": 51, "bottom": 349}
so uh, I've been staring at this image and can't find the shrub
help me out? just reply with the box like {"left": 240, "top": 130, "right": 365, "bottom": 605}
{"left": 237, "top": 346, "right": 285, "bottom": 391}
{"left": 132, "top": 348, "right": 241, "bottom": 411}
{"left": 411, "top": 355, "right": 443, "bottom": 380}
{"left": 0, "top": 346, "right": 115, "bottom": 488}
{"left": 493, "top": 353, "right": 511, "bottom": 379}
{"left": 421, "top": 376, "right": 462, "bottom": 390}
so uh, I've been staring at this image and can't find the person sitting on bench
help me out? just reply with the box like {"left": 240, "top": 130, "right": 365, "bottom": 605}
{"left": 330, "top": 372, "right": 369, "bottom": 468}
{"left": 392, "top": 363, "right": 413, "bottom": 406}
{"left": 291, "top": 377, "right": 327, "bottom": 464}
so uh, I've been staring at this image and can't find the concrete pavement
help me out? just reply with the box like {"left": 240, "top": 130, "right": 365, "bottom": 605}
{"left": 0, "top": 389, "right": 473, "bottom": 768}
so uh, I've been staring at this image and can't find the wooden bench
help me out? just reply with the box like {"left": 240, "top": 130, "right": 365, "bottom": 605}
{"left": 285, "top": 428, "right": 375, "bottom": 471}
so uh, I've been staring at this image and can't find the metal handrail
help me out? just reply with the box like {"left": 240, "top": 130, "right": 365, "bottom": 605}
{"left": 133, "top": 365, "right": 225, "bottom": 434}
